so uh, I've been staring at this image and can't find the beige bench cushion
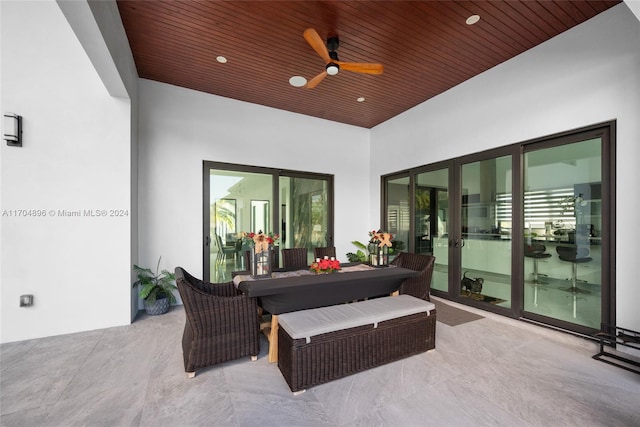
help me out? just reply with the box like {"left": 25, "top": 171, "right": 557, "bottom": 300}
{"left": 278, "top": 295, "right": 435, "bottom": 343}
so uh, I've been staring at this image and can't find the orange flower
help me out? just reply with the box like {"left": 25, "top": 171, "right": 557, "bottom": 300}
{"left": 252, "top": 232, "right": 270, "bottom": 254}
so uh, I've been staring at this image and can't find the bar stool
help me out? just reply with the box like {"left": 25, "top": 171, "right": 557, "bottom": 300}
{"left": 524, "top": 243, "right": 551, "bottom": 284}
{"left": 556, "top": 246, "right": 592, "bottom": 294}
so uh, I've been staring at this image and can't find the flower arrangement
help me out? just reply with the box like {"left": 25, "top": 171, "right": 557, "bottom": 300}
{"left": 346, "top": 229, "right": 396, "bottom": 263}
{"left": 368, "top": 229, "right": 393, "bottom": 248}
{"left": 310, "top": 257, "right": 341, "bottom": 274}
{"left": 241, "top": 230, "right": 279, "bottom": 253}
{"left": 368, "top": 229, "right": 393, "bottom": 267}
{"left": 241, "top": 231, "right": 279, "bottom": 278}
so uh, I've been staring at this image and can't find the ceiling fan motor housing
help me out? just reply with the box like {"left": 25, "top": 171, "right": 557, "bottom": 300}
{"left": 326, "top": 49, "right": 340, "bottom": 75}
{"left": 326, "top": 36, "right": 340, "bottom": 52}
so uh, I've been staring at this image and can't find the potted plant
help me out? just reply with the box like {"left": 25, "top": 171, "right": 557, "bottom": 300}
{"left": 346, "top": 230, "right": 403, "bottom": 263}
{"left": 133, "top": 257, "right": 177, "bottom": 315}
{"left": 346, "top": 240, "right": 368, "bottom": 263}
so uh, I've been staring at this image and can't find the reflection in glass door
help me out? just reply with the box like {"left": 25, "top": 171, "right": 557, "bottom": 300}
{"left": 385, "top": 176, "right": 410, "bottom": 260}
{"left": 460, "top": 156, "right": 512, "bottom": 308}
{"left": 523, "top": 138, "right": 602, "bottom": 329}
{"left": 209, "top": 169, "right": 273, "bottom": 282}
{"left": 415, "top": 168, "right": 449, "bottom": 292}
{"left": 279, "top": 176, "right": 331, "bottom": 265}
{"left": 204, "top": 163, "right": 333, "bottom": 282}
{"left": 250, "top": 200, "right": 270, "bottom": 233}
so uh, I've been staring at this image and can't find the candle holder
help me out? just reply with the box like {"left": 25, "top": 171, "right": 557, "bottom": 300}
{"left": 250, "top": 245, "right": 272, "bottom": 279}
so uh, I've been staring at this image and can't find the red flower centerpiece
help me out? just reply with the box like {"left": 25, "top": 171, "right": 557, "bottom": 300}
{"left": 310, "top": 257, "right": 341, "bottom": 274}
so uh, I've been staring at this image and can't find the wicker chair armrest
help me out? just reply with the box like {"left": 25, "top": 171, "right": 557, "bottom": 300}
{"left": 178, "top": 267, "right": 242, "bottom": 297}
{"left": 178, "top": 279, "right": 259, "bottom": 334}
{"left": 392, "top": 253, "right": 435, "bottom": 301}
{"left": 206, "top": 280, "right": 242, "bottom": 297}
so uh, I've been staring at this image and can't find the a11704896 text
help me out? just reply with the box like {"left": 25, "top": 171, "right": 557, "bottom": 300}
{"left": 2, "top": 209, "right": 129, "bottom": 217}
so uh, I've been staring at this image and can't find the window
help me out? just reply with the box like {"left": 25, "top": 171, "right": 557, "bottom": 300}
{"left": 204, "top": 162, "right": 333, "bottom": 282}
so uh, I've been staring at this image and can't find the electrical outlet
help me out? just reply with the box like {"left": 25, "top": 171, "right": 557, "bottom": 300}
{"left": 19, "top": 294, "right": 33, "bottom": 307}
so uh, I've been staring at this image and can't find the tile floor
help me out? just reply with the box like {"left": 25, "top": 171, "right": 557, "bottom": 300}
{"left": 1, "top": 298, "right": 639, "bottom": 427}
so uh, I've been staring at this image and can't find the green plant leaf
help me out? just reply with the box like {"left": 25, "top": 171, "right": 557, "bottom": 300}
{"left": 351, "top": 240, "right": 367, "bottom": 250}
{"left": 346, "top": 248, "right": 367, "bottom": 263}
{"left": 345, "top": 252, "right": 359, "bottom": 262}
{"left": 133, "top": 257, "right": 177, "bottom": 302}
{"left": 139, "top": 283, "right": 155, "bottom": 299}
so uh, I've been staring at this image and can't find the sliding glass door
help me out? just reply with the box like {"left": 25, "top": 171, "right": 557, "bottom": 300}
{"left": 460, "top": 155, "right": 512, "bottom": 308}
{"left": 385, "top": 175, "right": 410, "bottom": 258}
{"left": 207, "top": 168, "right": 273, "bottom": 282}
{"left": 279, "top": 174, "right": 332, "bottom": 265}
{"left": 204, "top": 162, "right": 333, "bottom": 282}
{"left": 382, "top": 123, "right": 614, "bottom": 335}
{"left": 415, "top": 167, "right": 450, "bottom": 293}
{"left": 522, "top": 136, "right": 606, "bottom": 330}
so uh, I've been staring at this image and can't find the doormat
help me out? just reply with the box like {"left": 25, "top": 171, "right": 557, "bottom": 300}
{"left": 433, "top": 300, "right": 484, "bottom": 326}
{"left": 460, "top": 290, "right": 506, "bottom": 305}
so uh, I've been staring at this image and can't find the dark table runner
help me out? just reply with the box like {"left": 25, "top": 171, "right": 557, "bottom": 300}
{"left": 236, "top": 264, "right": 418, "bottom": 314}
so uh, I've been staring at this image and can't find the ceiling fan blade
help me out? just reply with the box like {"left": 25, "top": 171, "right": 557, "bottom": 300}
{"left": 305, "top": 71, "right": 328, "bottom": 89}
{"left": 336, "top": 61, "right": 384, "bottom": 75}
{"left": 303, "top": 28, "right": 331, "bottom": 64}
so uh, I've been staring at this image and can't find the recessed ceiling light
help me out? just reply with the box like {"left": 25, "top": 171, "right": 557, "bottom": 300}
{"left": 289, "top": 76, "right": 307, "bottom": 87}
{"left": 216, "top": 56, "right": 227, "bottom": 63}
{"left": 357, "top": 97, "right": 365, "bottom": 102}
{"left": 466, "top": 15, "right": 480, "bottom": 25}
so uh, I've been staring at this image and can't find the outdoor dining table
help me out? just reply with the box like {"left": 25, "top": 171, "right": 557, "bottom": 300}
{"left": 232, "top": 263, "right": 419, "bottom": 362}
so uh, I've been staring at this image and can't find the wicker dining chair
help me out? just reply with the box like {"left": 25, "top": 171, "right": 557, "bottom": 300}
{"left": 390, "top": 252, "right": 436, "bottom": 301}
{"left": 175, "top": 267, "right": 260, "bottom": 378}
{"left": 314, "top": 246, "right": 336, "bottom": 260}
{"left": 281, "top": 248, "right": 308, "bottom": 269}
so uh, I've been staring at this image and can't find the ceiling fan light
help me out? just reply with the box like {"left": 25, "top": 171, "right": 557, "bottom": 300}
{"left": 326, "top": 63, "right": 339, "bottom": 76}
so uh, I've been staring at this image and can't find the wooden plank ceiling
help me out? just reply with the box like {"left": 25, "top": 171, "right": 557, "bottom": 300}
{"left": 116, "top": 1, "right": 620, "bottom": 129}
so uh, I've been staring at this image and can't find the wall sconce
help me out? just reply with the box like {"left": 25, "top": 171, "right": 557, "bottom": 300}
{"left": 4, "top": 112, "right": 23, "bottom": 147}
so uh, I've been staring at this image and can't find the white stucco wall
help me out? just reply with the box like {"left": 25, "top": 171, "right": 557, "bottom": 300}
{"left": 137, "top": 80, "right": 371, "bottom": 278}
{"left": 0, "top": 0, "right": 133, "bottom": 342}
{"left": 58, "top": 0, "right": 142, "bottom": 331}
{"left": 371, "top": 3, "right": 640, "bottom": 330}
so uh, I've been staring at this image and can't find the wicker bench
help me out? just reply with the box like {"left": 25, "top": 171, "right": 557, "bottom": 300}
{"left": 277, "top": 295, "right": 436, "bottom": 393}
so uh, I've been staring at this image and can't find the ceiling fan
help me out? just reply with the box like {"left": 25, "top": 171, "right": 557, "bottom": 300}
{"left": 302, "top": 28, "right": 384, "bottom": 89}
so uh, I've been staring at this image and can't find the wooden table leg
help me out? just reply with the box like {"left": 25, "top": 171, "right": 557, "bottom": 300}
{"left": 268, "top": 314, "right": 279, "bottom": 363}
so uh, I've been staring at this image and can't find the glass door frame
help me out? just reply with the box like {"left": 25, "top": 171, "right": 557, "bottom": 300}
{"left": 381, "top": 121, "right": 615, "bottom": 334}
{"left": 519, "top": 123, "right": 616, "bottom": 335}
{"left": 383, "top": 154, "right": 519, "bottom": 318}
{"left": 451, "top": 146, "right": 520, "bottom": 317}
{"left": 282, "top": 169, "right": 335, "bottom": 251}
{"left": 382, "top": 171, "right": 414, "bottom": 253}
{"left": 203, "top": 161, "right": 334, "bottom": 281}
